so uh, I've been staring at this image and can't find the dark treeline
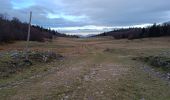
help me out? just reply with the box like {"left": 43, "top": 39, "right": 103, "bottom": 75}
{"left": 0, "top": 14, "right": 78, "bottom": 43}
{"left": 96, "top": 22, "right": 170, "bottom": 39}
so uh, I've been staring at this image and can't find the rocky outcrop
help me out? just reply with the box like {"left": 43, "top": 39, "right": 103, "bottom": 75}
{"left": 133, "top": 52, "right": 170, "bottom": 80}
{"left": 0, "top": 50, "right": 63, "bottom": 78}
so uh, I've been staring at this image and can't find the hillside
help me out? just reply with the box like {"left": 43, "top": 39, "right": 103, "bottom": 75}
{"left": 95, "top": 23, "right": 170, "bottom": 39}
{"left": 0, "top": 14, "right": 78, "bottom": 43}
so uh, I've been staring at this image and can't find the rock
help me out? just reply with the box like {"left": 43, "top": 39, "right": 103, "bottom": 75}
{"left": 23, "top": 60, "right": 32, "bottom": 66}
{"left": 134, "top": 52, "right": 170, "bottom": 81}
{"left": 131, "top": 57, "right": 137, "bottom": 60}
{"left": 140, "top": 98, "right": 145, "bottom": 100}
{"left": 0, "top": 50, "right": 63, "bottom": 78}
{"left": 64, "top": 95, "right": 69, "bottom": 99}
{"left": 104, "top": 48, "right": 112, "bottom": 52}
{"left": 167, "top": 73, "right": 170, "bottom": 79}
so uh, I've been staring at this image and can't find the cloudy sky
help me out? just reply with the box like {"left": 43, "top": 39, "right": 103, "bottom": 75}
{"left": 0, "top": 0, "right": 170, "bottom": 35}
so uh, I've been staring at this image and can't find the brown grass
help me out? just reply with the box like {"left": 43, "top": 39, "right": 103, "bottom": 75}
{"left": 0, "top": 37, "right": 170, "bottom": 100}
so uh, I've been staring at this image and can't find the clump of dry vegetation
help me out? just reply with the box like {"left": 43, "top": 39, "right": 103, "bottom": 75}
{"left": 133, "top": 51, "right": 170, "bottom": 80}
{"left": 0, "top": 50, "right": 63, "bottom": 78}
{"left": 134, "top": 52, "right": 170, "bottom": 72}
{"left": 139, "top": 56, "right": 170, "bottom": 71}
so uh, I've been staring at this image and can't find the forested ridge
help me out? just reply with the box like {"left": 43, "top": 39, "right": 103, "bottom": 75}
{"left": 0, "top": 14, "right": 78, "bottom": 43}
{"left": 96, "top": 22, "right": 170, "bottom": 39}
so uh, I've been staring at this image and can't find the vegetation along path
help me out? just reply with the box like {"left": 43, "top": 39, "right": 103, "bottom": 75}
{"left": 0, "top": 37, "right": 170, "bottom": 100}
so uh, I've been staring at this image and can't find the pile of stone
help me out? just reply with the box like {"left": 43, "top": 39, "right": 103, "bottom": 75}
{"left": 158, "top": 51, "right": 170, "bottom": 57}
{"left": 133, "top": 52, "right": 170, "bottom": 80}
{"left": 134, "top": 52, "right": 170, "bottom": 72}
{"left": 0, "top": 50, "right": 63, "bottom": 78}
{"left": 143, "top": 56, "right": 170, "bottom": 72}
{"left": 27, "top": 51, "right": 63, "bottom": 62}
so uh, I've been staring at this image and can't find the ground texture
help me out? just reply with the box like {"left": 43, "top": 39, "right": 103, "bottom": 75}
{"left": 0, "top": 37, "right": 170, "bottom": 100}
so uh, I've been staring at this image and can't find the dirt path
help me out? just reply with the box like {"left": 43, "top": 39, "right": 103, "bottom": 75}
{"left": 1, "top": 37, "right": 170, "bottom": 100}
{"left": 9, "top": 52, "right": 129, "bottom": 100}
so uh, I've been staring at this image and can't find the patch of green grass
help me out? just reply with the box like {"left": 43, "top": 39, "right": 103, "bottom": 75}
{"left": 106, "top": 64, "right": 170, "bottom": 100}
{"left": 0, "top": 88, "right": 17, "bottom": 98}
{"left": 0, "top": 60, "right": 61, "bottom": 85}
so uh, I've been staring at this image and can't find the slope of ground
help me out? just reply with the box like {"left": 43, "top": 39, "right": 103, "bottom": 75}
{"left": 0, "top": 37, "right": 170, "bottom": 100}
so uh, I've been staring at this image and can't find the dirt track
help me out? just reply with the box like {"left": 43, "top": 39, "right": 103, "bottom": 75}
{"left": 1, "top": 37, "right": 170, "bottom": 100}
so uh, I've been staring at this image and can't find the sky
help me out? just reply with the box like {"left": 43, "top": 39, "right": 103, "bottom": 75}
{"left": 0, "top": 0, "right": 170, "bottom": 35}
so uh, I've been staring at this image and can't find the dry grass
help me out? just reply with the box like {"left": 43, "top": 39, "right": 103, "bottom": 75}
{"left": 0, "top": 37, "right": 170, "bottom": 100}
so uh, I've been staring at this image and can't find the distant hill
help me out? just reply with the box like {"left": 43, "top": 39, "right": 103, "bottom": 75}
{"left": 0, "top": 14, "right": 78, "bottom": 43}
{"left": 78, "top": 34, "right": 96, "bottom": 38}
{"left": 86, "top": 34, "right": 96, "bottom": 37}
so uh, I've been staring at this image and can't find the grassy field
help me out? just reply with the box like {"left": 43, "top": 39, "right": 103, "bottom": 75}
{"left": 0, "top": 37, "right": 170, "bottom": 100}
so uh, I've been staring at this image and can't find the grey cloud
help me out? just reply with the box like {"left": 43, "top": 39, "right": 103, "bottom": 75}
{"left": 0, "top": 0, "right": 170, "bottom": 27}
{"left": 60, "top": 0, "right": 170, "bottom": 25}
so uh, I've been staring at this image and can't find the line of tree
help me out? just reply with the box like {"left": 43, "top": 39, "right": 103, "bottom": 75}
{"left": 95, "top": 22, "right": 170, "bottom": 40}
{"left": 0, "top": 14, "right": 78, "bottom": 43}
